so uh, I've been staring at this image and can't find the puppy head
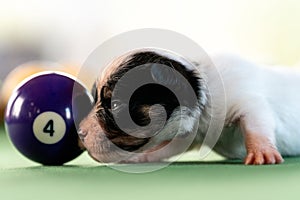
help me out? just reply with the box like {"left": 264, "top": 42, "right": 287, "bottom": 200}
{"left": 79, "top": 49, "right": 207, "bottom": 163}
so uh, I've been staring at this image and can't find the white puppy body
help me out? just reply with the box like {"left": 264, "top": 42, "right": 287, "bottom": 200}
{"left": 129, "top": 51, "right": 297, "bottom": 164}
{"left": 204, "top": 54, "right": 300, "bottom": 161}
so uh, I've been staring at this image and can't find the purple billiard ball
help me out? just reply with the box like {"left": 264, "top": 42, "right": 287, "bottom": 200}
{"left": 4, "top": 71, "right": 93, "bottom": 165}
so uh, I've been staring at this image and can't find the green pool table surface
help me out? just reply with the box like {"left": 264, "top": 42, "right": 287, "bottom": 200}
{"left": 1, "top": 125, "right": 300, "bottom": 200}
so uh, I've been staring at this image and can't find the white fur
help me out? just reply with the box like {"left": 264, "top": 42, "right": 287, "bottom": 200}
{"left": 201, "top": 54, "right": 300, "bottom": 159}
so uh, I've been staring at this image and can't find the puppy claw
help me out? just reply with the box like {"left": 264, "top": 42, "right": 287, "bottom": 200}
{"left": 244, "top": 152, "right": 254, "bottom": 165}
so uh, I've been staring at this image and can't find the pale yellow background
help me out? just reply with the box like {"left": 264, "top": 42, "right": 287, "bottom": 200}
{"left": 0, "top": 0, "right": 299, "bottom": 71}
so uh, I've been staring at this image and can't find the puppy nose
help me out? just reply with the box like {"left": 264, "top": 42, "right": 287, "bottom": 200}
{"left": 78, "top": 129, "right": 87, "bottom": 141}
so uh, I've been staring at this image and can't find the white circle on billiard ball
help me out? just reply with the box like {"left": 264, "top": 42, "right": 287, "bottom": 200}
{"left": 32, "top": 111, "right": 66, "bottom": 144}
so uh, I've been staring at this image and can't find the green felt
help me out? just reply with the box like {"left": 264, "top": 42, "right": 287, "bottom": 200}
{"left": 1, "top": 125, "right": 300, "bottom": 200}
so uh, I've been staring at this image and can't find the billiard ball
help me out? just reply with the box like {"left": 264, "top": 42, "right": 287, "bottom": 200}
{"left": 0, "top": 62, "right": 80, "bottom": 122}
{"left": 4, "top": 71, "right": 93, "bottom": 165}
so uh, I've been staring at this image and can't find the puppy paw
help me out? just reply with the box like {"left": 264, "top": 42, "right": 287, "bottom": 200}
{"left": 120, "top": 155, "right": 149, "bottom": 163}
{"left": 244, "top": 147, "right": 284, "bottom": 165}
{"left": 119, "top": 153, "right": 164, "bottom": 163}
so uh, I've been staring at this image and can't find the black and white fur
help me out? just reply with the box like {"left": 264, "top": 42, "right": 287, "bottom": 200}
{"left": 78, "top": 48, "right": 300, "bottom": 165}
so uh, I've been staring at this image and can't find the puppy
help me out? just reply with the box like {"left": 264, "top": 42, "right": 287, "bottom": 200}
{"left": 78, "top": 48, "right": 300, "bottom": 165}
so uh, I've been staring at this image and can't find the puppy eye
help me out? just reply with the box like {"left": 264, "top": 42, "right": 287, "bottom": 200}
{"left": 111, "top": 100, "right": 122, "bottom": 111}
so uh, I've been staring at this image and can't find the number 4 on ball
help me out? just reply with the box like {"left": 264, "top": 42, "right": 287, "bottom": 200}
{"left": 43, "top": 120, "right": 55, "bottom": 137}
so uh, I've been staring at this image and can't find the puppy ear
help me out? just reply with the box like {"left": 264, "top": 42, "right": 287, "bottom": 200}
{"left": 150, "top": 64, "right": 181, "bottom": 87}
{"left": 91, "top": 82, "right": 98, "bottom": 102}
{"left": 101, "top": 85, "right": 112, "bottom": 100}
{"left": 150, "top": 63, "right": 199, "bottom": 108}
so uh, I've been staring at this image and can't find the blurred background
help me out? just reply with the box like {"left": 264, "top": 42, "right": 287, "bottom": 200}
{"left": 0, "top": 0, "right": 300, "bottom": 119}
